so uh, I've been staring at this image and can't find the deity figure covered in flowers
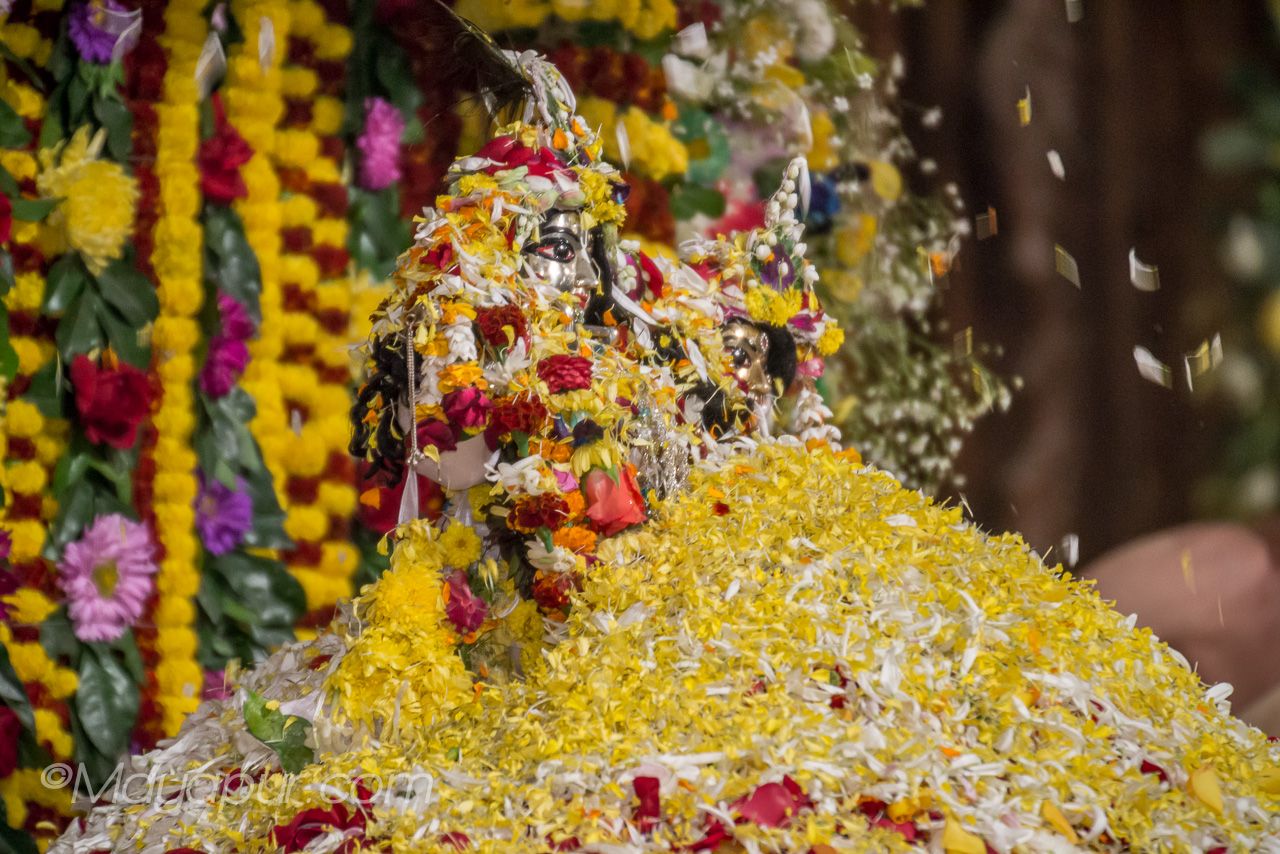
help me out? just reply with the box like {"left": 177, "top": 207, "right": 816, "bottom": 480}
{"left": 56, "top": 41, "right": 1280, "bottom": 854}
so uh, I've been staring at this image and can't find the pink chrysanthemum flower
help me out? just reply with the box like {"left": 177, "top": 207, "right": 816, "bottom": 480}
{"left": 57, "top": 514, "right": 158, "bottom": 643}
{"left": 356, "top": 97, "right": 405, "bottom": 190}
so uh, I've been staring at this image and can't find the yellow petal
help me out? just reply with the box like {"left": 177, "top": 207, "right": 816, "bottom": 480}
{"left": 1041, "top": 802, "right": 1079, "bottom": 843}
{"left": 943, "top": 817, "right": 986, "bottom": 854}
{"left": 1187, "top": 765, "right": 1224, "bottom": 815}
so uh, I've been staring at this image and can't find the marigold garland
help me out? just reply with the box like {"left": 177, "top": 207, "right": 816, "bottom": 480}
{"left": 224, "top": 0, "right": 292, "bottom": 536}
{"left": 145, "top": 0, "right": 207, "bottom": 738}
{"left": 276, "top": 0, "right": 358, "bottom": 628}
{"left": 0, "top": 20, "right": 80, "bottom": 845}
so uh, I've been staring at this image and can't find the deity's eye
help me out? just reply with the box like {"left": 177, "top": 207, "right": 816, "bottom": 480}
{"left": 533, "top": 237, "right": 577, "bottom": 264}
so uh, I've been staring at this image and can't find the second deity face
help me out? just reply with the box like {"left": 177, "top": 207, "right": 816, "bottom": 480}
{"left": 523, "top": 209, "right": 598, "bottom": 310}
{"left": 722, "top": 318, "right": 772, "bottom": 405}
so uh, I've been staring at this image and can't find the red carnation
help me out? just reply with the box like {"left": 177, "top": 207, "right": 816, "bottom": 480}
{"left": 510, "top": 493, "right": 571, "bottom": 533}
{"left": 198, "top": 95, "right": 253, "bottom": 204}
{"left": 583, "top": 466, "right": 647, "bottom": 537}
{"left": 0, "top": 705, "right": 21, "bottom": 778}
{"left": 537, "top": 355, "right": 593, "bottom": 394}
{"left": 0, "top": 193, "right": 11, "bottom": 245}
{"left": 70, "top": 354, "right": 155, "bottom": 450}
{"left": 531, "top": 570, "right": 576, "bottom": 612}
{"left": 475, "top": 305, "right": 528, "bottom": 349}
{"left": 484, "top": 395, "right": 548, "bottom": 450}
{"left": 444, "top": 570, "right": 487, "bottom": 634}
{"left": 414, "top": 419, "right": 459, "bottom": 453}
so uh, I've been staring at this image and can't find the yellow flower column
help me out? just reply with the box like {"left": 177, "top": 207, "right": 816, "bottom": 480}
{"left": 149, "top": 0, "right": 209, "bottom": 736}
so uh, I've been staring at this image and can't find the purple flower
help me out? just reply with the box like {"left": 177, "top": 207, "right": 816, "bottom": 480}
{"left": 202, "top": 668, "right": 233, "bottom": 701}
{"left": 356, "top": 97, "right": 405, "bottom": 190}
{"left": 199, "top": 335, "right": 250, "bottom": 398}
{"left": 57, "top": 514, "right": 157, "bottom": 643}
{"left": 68, "top": 1, "right": 128, "bottom": 64}
{"left": 217, "top": 293, "right": 255, "bottom": 341}
{"left": 195, "top": 476, "right": 253, "bottom": 556}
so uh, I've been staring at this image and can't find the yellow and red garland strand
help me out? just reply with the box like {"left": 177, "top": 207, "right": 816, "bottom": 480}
{"left": 276, "top": 0, "right": 358, "bottom": 631}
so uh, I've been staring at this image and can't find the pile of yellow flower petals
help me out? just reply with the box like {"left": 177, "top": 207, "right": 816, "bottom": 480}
{"left": 72, "top": 445, "right": 1280, "bottom": 852}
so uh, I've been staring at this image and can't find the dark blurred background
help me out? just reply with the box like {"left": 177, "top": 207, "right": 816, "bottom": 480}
{"left": 849, "top": 1, "right": 1276, "bottom": 562}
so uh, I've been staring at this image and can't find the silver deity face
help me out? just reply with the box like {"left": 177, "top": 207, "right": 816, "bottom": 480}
{"left": 522, "top": 209, "right": 598, "bottom": 308}
{"left": 723, "top": 319, "right": 771, "bottom": 404}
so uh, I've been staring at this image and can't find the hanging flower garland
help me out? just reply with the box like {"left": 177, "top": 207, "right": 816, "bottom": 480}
{"left": 143, "top": 0, "right": 207, "bottom": 740}
{"left": 224, "top": 0, "right": 292, "bottom": 542}
{"left": 0, "top": 12, "right": 78, "bottom": 840}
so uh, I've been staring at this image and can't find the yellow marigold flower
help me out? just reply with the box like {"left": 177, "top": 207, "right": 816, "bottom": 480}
{"left": 439, "top": 523, "right": 483, "bottom": 568}
{"left": 281, "top": 194, "right": 318, "bottom": 228}
{"left": 0, "top": 23, "right": 42, "bottom": 60}
{"left": 1, "top": 79, "right": 43, "bottom": 121}
{"left": 295, "top": 568, "right": 349, "bottom": 611}
{"left": 37, "top": 127, "right": 139, "bottom": 275}
{"left": 153, "top": 596, "right": 195, "bottom": 628}
{"left": 314, "top": 284, "right": 351, "bottom": 313}
{"left": 0, "top": 776, "right": 27, "bottom": 829}
{"left": 281, "top": 313, "right": 319, "bottom": 346}
{"left": 159, "top": 353, "right": 197, "bottom": 385}
{"left": 160, "top": 698, "right": 199, "bottom": 737}
{"left": 10, "top": 338, "right": 45, "bottom": 375}
{"left": 816, "top": 322, "right": 846, "bottom": 357}
{"left": 315, "top": 24, "right": 353, "bottom": 59}
{"left": 808, "top": 109, "right": 838, "bottom": 172}
{"left": 319, "top": 542, "right": 358, "bottom": 578}
{"left": 33, "top": 708, "right": 73, "bottom": 758}
{"left": 437, "top": 363, "right": 486, "bottom": 394}
{"left": 34, "top": 435, "right": 63, "bottom": 468}
{"left": 311, "top": 96, "right": 345, "bottom": 136}
{"left": 6, "top": 641, "right": 52, "bottom": 683}
{"left": 7, "top": 519, "right": 45, "bottom": 562}
{"left": 284, "top": 429, "right": 328, "bottom": 478}
{"left": 313, "top": 218, "right": 347, "bottom": 249}
{"left": 318, "top": 482, "right": 357, "bottom": 517}
{"left": 280, "top": 67, "right": 318, "bottom": 98}
{"left": 304, "top": 156, "right": 341, "bottom": 184}
{"left": 275, "top": 130, "right": 319, "bottom": 167}
{"left": 2, "top": 589, "right": 58, "bottom": 625}
{"left": 157, "top": 274, "right": 204, "bottom": 317}
{"left": 5, "top": 399, "right": 44, "bottom": 439}
{"left": 0, "top": 151, "right": 37, "bottom": 182}
{"left": 284, "top": 504, "right": 330, "bottom": 543}
{"left": 7, "top": 460, "right": 48, "bottom": 496}
{"left": 157, "top": 564, "right": 199, "bottom": 600}
{"left": 745, "top": 286, "right": 802, "bottom": 327}
{"left": 5, "top": 271, "right": 44, "bottom": 312}
{"left": 154, "top": 471, "right": 198, "bottom": 505}
{"left": 156, "top": 628, "right": 198, "bottom": 661}
{"left": 44, "top": 666, "right": 77, "bottom": 700}
{"left": 155, "top": 658, "right": 202, "bottom": 697}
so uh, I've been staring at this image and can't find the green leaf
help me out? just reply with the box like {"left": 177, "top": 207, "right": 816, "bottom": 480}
{"left": 42, "top": 255, "right": 89, "bottom": 315}
{"left": 56, "top": 289, "right": 104, "bottom": 360}
{"left": 67, "top": 74, "right": 89, "bottom": 126}
{"left": 25, "top": 359, "right": 63, "bottom": 418}
{"left": 243, "top": 689, "right": 314, "bottom": 774}
{"left": 39, "top": 609, "right": 79, "bottom": 665}
{"left": 99, "top": 303, "right": 149, "bottom": 368}
{"left": 204, "top": 207, "right": 263, "bottom": 321}
{"left": 0, "top": 819, "right": 39, "bottom": 854}
{"left": 670, "top": 184, "right": 726, "bottom": 221}
{"left": 242, "top": 455, "right": 292, "bottom": 550}
{"left": 74, "top": 645, "right": 140, "bottom": 760}
{"left": 0, "top": 307, "right": 16, "bottom": 383}
{"left": 96, "top": 257, "right": 158, "bottom": 327}
{"left": 210, "top": 552, "right": 304, "bottom": 627}
{"left": 0, "top": 647, "right": 35, "bottom": 731}
{"left": 92, "top": 95, "right": 132, "bottom": 162}
{"left": 0, "top": 98, "right": 30, "bottom": 148}
{"left": 0, "top": 249, "right": 14, "bottom": 294}
{"left": 44, "top": 479, "right": 93, "bottom": 557}
{"left": 10, "top": 197, "right": 57, "bottom": 222}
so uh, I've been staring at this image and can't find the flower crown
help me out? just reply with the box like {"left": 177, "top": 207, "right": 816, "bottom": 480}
{"left": 683, "top": 157, "right": 843, "bottom": 360}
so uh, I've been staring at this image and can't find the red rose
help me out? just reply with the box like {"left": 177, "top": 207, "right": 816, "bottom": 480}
{"left": 484, "top": 394, "right": 548, "bottom": 450}
{"left": 444, "top": 570, "right": 487, "bottom": 633}
{"left": 271, "top": 804, "right": 364, "bottom": 852}
{"left": 583, "top": 466, "right": 647, "bottom": 536}
{"left": 0, "top": 193, "right": 11, "bottom": 245}
{"left": 475, "top": 305, "right": 527, "bottom": 349}
{"left": 633, "top": 776, "right": 660, "bottom": 832}
{"left": 358, "top": 465, "right": 444, "bottom": 535}
{"left": 731, "top": 776, "right": 811, "bottom": 828}
{"left": 441, "top": 388, "right": 492, "bottom": 432}
{"left": 198, "top": 95, "right": 253, "bottom": 205}
{"left": 0, "top": 705, "right": 21, "bottom": 777}
{"left": 70, "top": 355, "right": 155, "bottom": 450}
{"left": 475, "top": 135, "right": 568, "bottom": 178}
{"left": 413, "top": 419, "right": 459, "bottom": 453}
{"left": 537, "top": 355, "right": 593, "bottom": 394}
